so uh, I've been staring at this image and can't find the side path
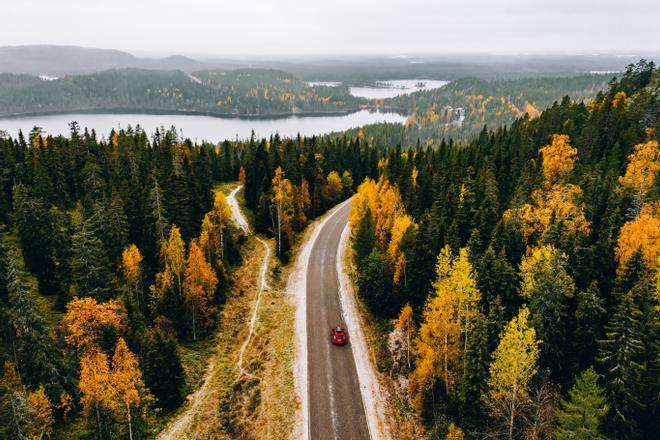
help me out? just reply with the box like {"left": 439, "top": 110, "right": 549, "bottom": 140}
{"left": 158, "top": 185, "right": 271, "bottom": 439}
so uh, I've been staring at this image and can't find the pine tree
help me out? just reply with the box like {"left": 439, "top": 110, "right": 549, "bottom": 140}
{"left": 555, "top": 367, "right": 607, "bottom": 440}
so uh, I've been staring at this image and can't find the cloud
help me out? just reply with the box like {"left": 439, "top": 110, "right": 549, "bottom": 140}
{"left": 1, "top": 0, "right": 658, "bottom": 55}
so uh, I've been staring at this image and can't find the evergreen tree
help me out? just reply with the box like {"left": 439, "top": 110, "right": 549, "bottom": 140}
{"left": 352, "top": 205, "right": 376, "bottom": 267}
{"left": 572, "top": 282, "right": 606, "bottom": 374}
{"left": 143, "top": 318, "right": 184, "bottom": 410}
{"left": 357, "top": 249, "right": 395, "bottom": 317}
{"left": 555, "top": 367, "right": 607, "bottom": 440}
{"left": 4, "top": 251, "right": 71, "bottom": 399}
{"left": 598, "top": 291, "right": 645, "bottom": 438}
{"left": 70, "top": 211, "right": 113, "bottom": 299}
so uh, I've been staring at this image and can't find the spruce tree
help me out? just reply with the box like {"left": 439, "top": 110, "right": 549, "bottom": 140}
{"left": 555, "top": 367, "right": 607, "bottom": 440}
{"left": 352, "top": 205, "right": 376, "bottom": 267}
{"left": 70, "top": 212, "right": 113, "bottom": 299}
{"left": 572, "top": 282, "right": 606, "bottom": 374}
{"left": 143, "top": 319, "right": 184, "bottom": 410}
{"left": 4, "top": 251, "right": 71, "bottom": 398}
{"left": 598, "top": 291, "right": 645, "bottom": 438}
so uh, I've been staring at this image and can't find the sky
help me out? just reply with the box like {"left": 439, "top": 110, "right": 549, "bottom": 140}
{"left": 2, "top": 0, "right": 659, "bottom": 56}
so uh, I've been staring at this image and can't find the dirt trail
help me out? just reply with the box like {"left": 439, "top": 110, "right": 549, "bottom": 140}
{"left": 237, "top": 236, "right": 270, "bottom": 376}
{"left": 158, "top": 185, "right": 270, "bottom": 440}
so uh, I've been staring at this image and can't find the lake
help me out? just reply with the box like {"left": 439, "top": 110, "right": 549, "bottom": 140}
{"left": 0, "top": 109, "right": 405, "bottom": 142}
{"left": 349, "top": 79, "right": 449, "bottom": 99}
{"left": 306, "top": 79, "right": 449, "bottom": 99}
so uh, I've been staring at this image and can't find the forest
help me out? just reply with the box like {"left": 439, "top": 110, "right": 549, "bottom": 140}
{"left": 349, "top": 74, "right": 613, "bottom": 143}
{"left": 0, "top": 59, "right": 657, "bottom": 439}
{"left": 0, "top": 68, "right": 365, "bottom": 117}
{"left": 238, "top": 60, "right": 658, "bottom": 438}
{"left": 344, "top": 60, "right": 658, "bottom": 438}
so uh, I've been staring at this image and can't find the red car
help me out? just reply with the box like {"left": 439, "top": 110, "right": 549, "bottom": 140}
{"left": 331, "top": 325, "right": 347, "bottom": 345}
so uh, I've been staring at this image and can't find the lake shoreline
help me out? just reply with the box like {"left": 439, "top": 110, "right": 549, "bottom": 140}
{"left": 0, "top": 104, "right": 408, "bottom": 121}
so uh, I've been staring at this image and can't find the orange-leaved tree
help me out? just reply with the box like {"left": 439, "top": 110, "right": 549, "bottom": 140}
{"left": 111, "top": 338, "right": 149, "bottom": 440}
{"left": 615, "top": 201, "right": 660, "bottom": 274}
{"left": 64, "top": 297, "right": 124, "bottom": 349}
{"left": 79, "top": 348, "right": 113, "bottom": 437}
{"left": 183, "top": 241, "right": 218, "bottom": 340}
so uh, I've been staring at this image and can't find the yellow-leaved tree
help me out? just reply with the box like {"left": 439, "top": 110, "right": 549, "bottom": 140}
{"left": 349, "top": 178, "right": 379, "bottom": 228}
{"left": 122, "top": 244, "right": 143, "bottom": 305}
{"left": 615, "top": 201, "right": 660, "bottom": 274}
{"left": 79, "top": 348, "right": 113, "bottom": 436}
{"left": 324, "top": 170, "right": 344, "bottom": 206}
{"left": 210, "top": 191, "right": 233, "bottom": 260}
{"left": 484, "top": 307, "right": 540, "bottom": 440}
{"left": 27, "top": 385, "right": 55, "bottom": 439}
{"left": 446, "top": 422, "right": 465, "bottom": 440}
{"left": 539, "top": 134, "right": 578, "bottom": 187}
{"left": 411, "top": 247, "right": 460, "bottom": 407}
{"left": 163, "top": 225, "right": 186, "bottom": 300}
{"left": 396, "top": 303, "right": 415, "bottom": 370}
{"left": 388, "top": 214, "right": 416, "bottom": 286}
{"left": 618, "top": 139, "right": 659, "bottom": 197}
{"left": 111, "top": 338, "right": 147, "bottom": 440}
{"left": 271, "top": 166, "right": 295, "bottom": 258}
{"left": 503, "top": 134, "right": 589, "bottom": 243}
{"left": 183, "top": 241, "right": 218, "bottom": 340}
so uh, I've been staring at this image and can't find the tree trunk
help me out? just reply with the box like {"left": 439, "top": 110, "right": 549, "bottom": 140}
{"left": 406, "top": 328, "right": 410, "bottom": 370}
{"left": 444, "top": 332, "right": 449, "bottom": 394}
{"left": 277, "top": 202, "right": 282, "bottom": 257}
{"left": 463, "top": 305, "right": 469, "bottom": 375}
{"left": 192, "top": 303, "right": 197, "bottom": 341}
{"left": 95, "top": 402, "right": 102, "bottom": 440}
{"left": 127, "top": 404, "right": 133, "bottom": 440}
{"left": 509, "top": 383, "right": 517, "bottom": 440}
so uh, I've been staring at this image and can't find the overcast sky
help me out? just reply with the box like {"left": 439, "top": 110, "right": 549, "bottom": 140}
{"left": 2, "top": 0, "right": 659, "bottom": 56}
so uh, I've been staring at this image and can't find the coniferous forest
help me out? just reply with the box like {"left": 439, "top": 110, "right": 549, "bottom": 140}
{"left": 0, "top": 59, "right": 658, "bottom": 439}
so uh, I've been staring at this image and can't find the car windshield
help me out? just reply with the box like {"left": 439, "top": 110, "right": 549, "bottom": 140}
{"left": 335, "top": 326, "right": 342, "bottom": 332}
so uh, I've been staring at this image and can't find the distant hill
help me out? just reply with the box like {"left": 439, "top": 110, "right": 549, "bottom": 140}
{"left": 0, "top": 68, "right": 365, "bottom": 117}
{"left": 0, "top": 45, "right": 227, "bottom": 76}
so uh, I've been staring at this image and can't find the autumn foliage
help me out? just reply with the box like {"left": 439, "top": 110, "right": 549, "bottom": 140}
{"left": 615, "top": 201, "right": 660, "bottom": 273}
{"left": 183, "top": 241, "right": 218, "bottom": 340}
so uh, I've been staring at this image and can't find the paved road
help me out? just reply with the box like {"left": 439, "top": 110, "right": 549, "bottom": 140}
{"left": 307, "top": 201, "right": 370, "bottom": 440}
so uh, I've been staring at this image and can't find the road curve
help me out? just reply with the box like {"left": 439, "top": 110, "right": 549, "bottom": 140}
{"left": 307, "top": 201, "right": 370, "bottom": 440}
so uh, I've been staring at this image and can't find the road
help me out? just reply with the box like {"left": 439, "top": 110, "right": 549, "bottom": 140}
{"left": 306, "top": 201, "right": 370, "bottom": 440}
